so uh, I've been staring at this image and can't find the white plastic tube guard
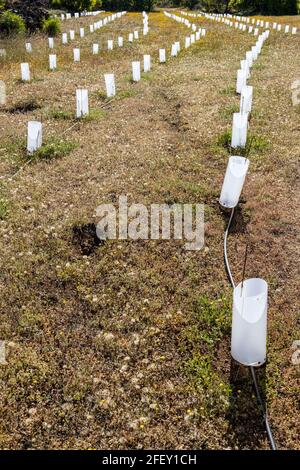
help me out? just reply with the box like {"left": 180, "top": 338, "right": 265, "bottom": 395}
{"left": 231, "top": 112, "right": 248, "bottom": 148}
{"left": 231, "top": 278, "right": 268, "bottom": 367}
{"left": 0, "top": 80, "right": 6, "bottom": 105}
{"left": 143, "top": 55, "right": 151, "bottom": 72}
{"left": 240, "top": 60, "right": 250, "bottom": 79}
{"left": 73, "top": 48, "right": 80, "bottom": 62}
{"left": 159, "top": 49, "right": 166, "bottom": 63}
{"left": 240, "top": 86, "right": 253, "bottom": 114}
{"left": 92, "top": 44, "right": 99, "bottom": 54}
{"left": 251, "top": 45, "right": 259, "bottom": 61}
{"left": 49, "top": 54, "right": 57, "bottom": 70}
{"left": 220, "top": 156, "right": 249, "bottom": 208}
{"left": 171, "top": 44, "right": 177, "bottom": 57}
{"left": 76, "top": 89, "right": 89, "bottom": 118}
{"left": 246, "top": 50, "right": 254, "bottom": 68}
{"left": 236, "top": 69, "right": 247, "bottom": 94}
{"left": 27, "top": 121, "right": 42, "bottom": 153}
{"left": 132, "top": 61, "right": 141, "bottom": 82}
{"left": 21, "top": 63, "right": 30, "bottom": 82}
{"left": 104, "top": 73, "right": 116, "bottom": 97}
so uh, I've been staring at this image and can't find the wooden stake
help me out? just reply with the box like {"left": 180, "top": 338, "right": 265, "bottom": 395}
{"left": 241, "top": 243, "right": 248, "bottom": 295}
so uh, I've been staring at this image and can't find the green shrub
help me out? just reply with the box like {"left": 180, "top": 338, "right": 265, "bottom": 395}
{"left": 0, "top": 11, "right": 26, "bottom": 36}
{"left": 42, "top": 17, "right": 60, "bottom": 37}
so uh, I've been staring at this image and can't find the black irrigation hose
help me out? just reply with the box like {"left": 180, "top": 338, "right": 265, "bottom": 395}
{"left": 224, "top": 208, "right": 277, "bottom": 451}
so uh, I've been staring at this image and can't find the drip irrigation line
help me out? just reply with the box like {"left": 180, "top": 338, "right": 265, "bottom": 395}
{"left": 224, "top": 208, "right": 236, "bottom": 288}
{"left": 250, "top": 365, "right": 277, "bottom": 451}
{"left": 224, "top": 207, "right": 277, "bottom": 450}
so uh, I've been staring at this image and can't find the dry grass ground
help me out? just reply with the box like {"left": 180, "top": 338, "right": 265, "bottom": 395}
{"left": 0, "top": 10, "right": 299, "bottom": 450}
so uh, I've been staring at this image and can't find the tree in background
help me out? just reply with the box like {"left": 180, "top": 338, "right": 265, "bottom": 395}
{"left": 228, "top": 0, "right": 298, "bottom": 14}
{"left": 264, "top": 0, "right": 298, "bottom": 14}
{"left": 0, "top": 9, "right": 26, "bottom": 35}
{"left": 4, "top": 0, "right": 50, "bottom": 31}
{"left": 101, "top": 0, "right": 132, "bottom": 11}
{"left": 183, "top": 0, "right": 199, "bottom": 10}
{"left": 136, "top": 0, "right": 155, "bottom": 11}
{"left": 51, "top": 0, "right": 103, "bottom": 11}
{"left": 168, "top": 0, "right": 182, "bottom": 5}
{"left": 102, "top": 0, "right": 154, "bottom": 11}
{"left": 196, "top": 0, "right": 239, "bottom": 12}
{"left": 43, "top": 16, "right": 61, "bottom": 36}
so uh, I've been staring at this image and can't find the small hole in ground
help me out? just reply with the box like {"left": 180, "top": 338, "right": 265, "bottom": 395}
{"left": 6, "top": 99, "right": 42, "bottom": 114}
{"left": 72, "top": 223, "right": 104, "bottom": 256}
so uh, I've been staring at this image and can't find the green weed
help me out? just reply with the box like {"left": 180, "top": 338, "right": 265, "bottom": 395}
{"left": 216, "top": 131, "right": 269, "bottom": 158}
{"left": 49, "top": 109, "right": 74, "bottom": 120}
{"left": 79, "top": 109, "right": 107, "bottom": 121}
{"left": 221, "top": 84, "right": 236, "bottom": 96}
{"left": 116, "top": 89, "right": 137, "bottom": 100}
{"left": 183, "top": 295, "right": 232, "bottom": 414}
{"left": 0, "top": 197, "right": 9, "bottom": 220}
{"left": 219, "top": 104, "right": 240, "bottom": 119}
{"left": 185, "top": 354, "right": 232, "bottom": 414}
{"left": 28, "top": 140, "right": 76, "bottom": 162}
